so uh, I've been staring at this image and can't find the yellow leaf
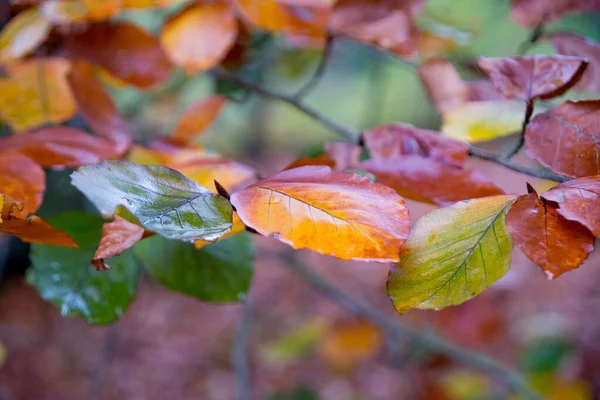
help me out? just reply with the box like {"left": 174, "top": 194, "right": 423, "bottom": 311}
{"left": 318, "top": 320, "right": 382, "bottom": 371}
{"left": 0, "top": 8, "right": 51, "bottom": 64}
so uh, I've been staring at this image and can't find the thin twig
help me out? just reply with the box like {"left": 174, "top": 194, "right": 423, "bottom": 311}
{"left": 278, "top": 252, "right": 542, "bottom": 400}
{"left": 505, "top": 99, "right": 534, "bottom": 159}
{"left": 232, "top": 296, "right": 254, "bottom": 400}
{"left": 517, "top": 23, "right": 545, "bottom": 55}
{"left": 294, "top": 33, "right": 335, "bottom": 100}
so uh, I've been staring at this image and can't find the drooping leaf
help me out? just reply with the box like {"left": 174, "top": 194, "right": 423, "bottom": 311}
{"left": 0, "top": 151, "right": 45, "bottom": 218}
{"left": 0, "top": 126, "right": 122, "bottom": 168}
{"left": 230, "top": 165, "right": 410, "bottom": 262}
{"left": 542, "top": 176, "right": 600, "bottom": 236}
{"left": 510, "top": 0, "right": 600, "bottom": 26}
{"left": 173, "top": 95, "right": 227, "bottom": 141}
{"left": 359, "top": 155, "right": 504, "bottom": 205}
{"left": 324, "top": 142, "right": 361, "bottom": 170}
{"left": 0, "top": 58, "right": 76, "bottom": 131}
{"left": 67, "top": 61, "right": 132, "bottom": 157}
{"left": 27, "top": 212, "right": 138, "bottom": 324}
{"left": 317, "top": 320, "right": 382, "bottom": 371}
{"left": 363, "top": 123, "right": 468, "bottom": 167}
{"left": 525, "top": 100, "right": 600, "bottom": 178}
{"left": 0, "top": 213, "right": 78, "bottom": 247}
{"left": 548, "top": 33, "right": 600, "bottom": 92}
{"left": 161, "top": 2, "right": 238, "bottom": 74}
{"left": 92, "top": 216, "right": 146, "bottom": 271}
{"left": 71, "top": 161, "right": 233, "bottom": 242}
{"left": 134, "top": 232, "right": 253, "bottom": 302}
{"left": 441, "top": 100, "right": 524, "bottom": 143}
{"left": 477, "top": 55, "right": 588, "bottom": 102}
{"left": 387, "top": 195, "right": 516, "bottom": 313}
{"left": 0, "top": 8, "right": 51, "bottom": 64}
{"left": 419, "top": 58, "right": 467, "bottom": 114}
{"left": 63, "top": 22, "right": 172, "bottom": 89}
{"left": 506, "top": 188, "right": 594, "bottom": 279}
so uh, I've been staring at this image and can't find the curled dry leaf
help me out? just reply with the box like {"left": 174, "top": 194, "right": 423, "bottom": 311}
{"left": 506, "top": 188, "right": 594, "bottom": 279}
{"left": 525, "top": 100, "right": 600, "bottom": 178}
{"left": 0, "top": 214, "right": 78, "bottom": 247}
{"left": 510, "top": 0, "right": 600, "bottom": 26}
{"left": 173, "top": 95, "right": 227, "bottom": 141}
{"left": 0, "top": 151, "right": 45, "bottom": 218}
{"left": 161, "top": 2, "right": 238, "bottom": 74}
{"left": 92, "top": 216, "right": 145, "bottom": 271}
{"left": 418, "top": 58, "right": 468, "bottom": 114}
{"left": 549, "top": 33, "right": 600, "bottom": 92}
{"left": 63, "top": 22, "right": 171, "bottom": 89}
{"left": 477, "top": 55, "right": 589, "bottom": 102}
{"left": 230, "top": 165, "right": 410, "bottom": 262}
{"left": 542, "top": 176, "right": 600, "bottom": 236}
{"left": 67, "top": 61, "right": 132, "bottom": 157}
{"left": 387, "top": 195, "right": 516, "bottom": 314}
{"left": 0, "top": 8, "right": 50, "bottom": 64}
{"left": 0, "top": 58, "right": 76, "bottom": 132}
{"left": 324, "top": 142, "right": 362, "bottom": 170}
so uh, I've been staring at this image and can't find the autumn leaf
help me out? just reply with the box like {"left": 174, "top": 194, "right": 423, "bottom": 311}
{"left": 419, "top": 58, "right": 468, "bottom": 114}
{"left": 506, "top": 186, "right": 594, "bottom": 279}
{"left": 71, "top": 161, "right": 233, "bottom": 242}
{"left": 510, "top": 0, "right": 600, "bottom": 26}
{"left": 324, "top": 142, "right": 361, "bottom": 170}
{"left": 548, "top": 33, "right": 600, "bottom": 92}
{"left": 466, "top": 80, "right": 506, "bottom": 102}
{"left": 40, "top": 0, "right": 122, "bottom": 23}
{"left": 230, "top": 165, "right": 410, "bottom": 262}
{"left": 173, "top": 95, "right": 227, "bottom": 141}
{"left": 194, "top": 212, "right": 246, "bottom": 249}
{"left": 0, "top": 215, "right": 78, "bottom": 247}
{"left": 0, "top": 8, "right": 51, "bottom": 64}
{"left": 525, "top": 100, "right": 600, "bottom": 178}
{"left": 161, "top": 2, "right": 238, "bottom": 74}
{"left": 92, "top": 216, "right": 146, "bottom": 271}
{"left": 318, "top": 320, "right": 382, "bottom": 371}
{"left": 0, "top": 58, "right": 76, "bottom": 131}
{"left": 387, "top": 195, "right": 516, "bottom": 313}
{"left": 122, "top": 0, "right": 185, "bottom": 8}
{"left": 477, "top": 55, "right": 588, "bottom": 102}
{"left": 67, "top": 61, "right": 132, "bottom": 157}
{"left": 0, "top": 151, "right": 45, "bottom": 218}
{"left": 172, "top": 158, "right": 257, "bottom": 193}
{"left": 63, "top": 22, "right": 172, "bottom": 89}
{"left": 284, "top": 154, "right": 336, "bottom": 171}
{"left": 541, "top": 176, "right": 600, "bottom": 237}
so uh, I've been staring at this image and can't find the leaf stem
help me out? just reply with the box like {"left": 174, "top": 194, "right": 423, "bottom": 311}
{"left": 293, "top": 32, "right": 336, "bottom": 100}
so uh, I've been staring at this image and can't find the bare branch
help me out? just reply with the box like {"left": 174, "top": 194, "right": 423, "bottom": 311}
{"left": 232, "top": 296, "right": 253, "bottom": 400}
{"left": 294, "top": 33, "right": 336, "bottom": 100}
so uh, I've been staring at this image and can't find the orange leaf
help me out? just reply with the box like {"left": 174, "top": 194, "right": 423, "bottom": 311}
{"left": 172, "top": 158, "right": 257, "bottom": 193}
{"left": 122, "top": 0, "right": 184, "bottom": 8}
{"left": 506, "top": 186, "right": 595, "bottom": 279}
{"left": 92, "top": 216, "right": 145, "bottom": 271}
{"left": 284, "top": 154, "right": 336, "bottom": 170}
{"left": 67, "top": 61, "right": 132, "bottom": 157}
{"left": 63, "top": 22, "right": 172, "bottom": 89}
{"left": 419, "top": 58, "right": 468, "bottom": 114}
{"left": 40, "top": 0, "right": 122, "bottom": 23}
{"left": 324, "top": 142, "right": 361, "bottom": 170}
{"left": 230, "top": 165, "right": 410, "bottom": 262}
{"left": 161, "top": 2, "right": 238, "bottom": 74}
{"left": 0, "top": 215, "right": 78, "bottom": 247}
{"left": 0, "top": 151, "right": 45, "bottom": 218}
{"left": 0, "top": 58, "right": 76, "bottom": 131}
{"left": 0, "top": 8, "right": 51, "bottom": 64}
{"left": 318, "top": 320, "right": 382, "bottom": 371}
{"left": 173, "top": 95, "right": 227, "bottom": 141}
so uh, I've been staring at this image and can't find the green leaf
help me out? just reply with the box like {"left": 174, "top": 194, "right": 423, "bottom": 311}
{"left": 27, "top": 211, "right": 138, "bottom": 325}
{"left": 134, "top": 233, "right": 254, "bottom": 302}
{"left": 71, "top": 160, "right": 233, "bottom": 242}
{"left": 388, "top": 195, "right": 516, "bottom": 313}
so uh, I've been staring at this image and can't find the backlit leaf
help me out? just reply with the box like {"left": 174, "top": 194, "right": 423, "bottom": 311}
{"left": 161, "top": 2, "right": 237, "bottom": 74}
{"left": 64, "top": 22, "right": 172, "bottom": 89}
{"left": 0, "top": 58, "right": 76, "bottom": 131}
{"left": 173, "top": 95, "right": 227, "bottom": 141}
{"left": 510, "top": 0, "right": 600, "bottom": 26}
{"left": 506, "top": 188, "right": 594, "bottom": 279}
{"left": 92, "top": 216, "right": 145, "bottom": 271}
{"left": 27, "top": 212, "right": 138, "bottom": 324}
{"left": 134, "top": 233, "right": 253, "bottom": 302}
{"left": 388, "top": 195, "right": 516, "bottom": 313}
{"left": 477, "top": 55, "right": 588, "bottom": 102}
{"left": 0, "top": 214, "right": 78, "bottom": 247}
{"left": 0, "top": 151, "right": 45, "bottom": 218}
{"left": 71, "top": 161, "right": 233, "bottom": 242}
{"left": 525, "top": 100, "right": 600, "bottom": 178}
{"left": 0, "top": 8, "right": 51, "bottom": 64}
{"left": 419, "top": 58, "right": 467, "bottom": 114}
{"left": 542, "top": 176, "right": 600, "bottom": 236}
{"left": 549, "top": 33, "right": 600, "bottom": 92}
{"left": 230, "top": 165, "right": 410, "bottom": 262}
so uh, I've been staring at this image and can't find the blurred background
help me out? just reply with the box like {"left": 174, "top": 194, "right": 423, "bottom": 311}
{"left": 1, "top": 0, "right": 600, "bottom": 399}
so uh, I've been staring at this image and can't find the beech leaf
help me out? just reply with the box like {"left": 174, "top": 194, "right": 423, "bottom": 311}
{"left": 419, "top": 58, "right": 468, "bottom": 114}
{"left": 92, "top": 216, "right": 146, "bottom": 271}
{"left": 71, "top": 161, "right": 233, "bottom": 242}
{"left": 40, "top": 0, "right": 121, "bottom": 23}
{"left": 0, "top": 8, "right": 50, "bottom": 64}
{"left": 324, "top": 142, "right": 362, "bottom": 170}
{"left": 549, "top": 33, "right": 600, "bottom": 92}
{"left": 230, "top": 165, "right": 410, "bottom": 262}
{"left": 0, "top": 151, "right": 45, "bottom": 218}
{"left": 173, "top": 95, "right": 227, "bottom": 141}
{"left": 172, "top": 158, "right": 257, "bottom": 194}
{"left": 510, "top": 0, "right": 600, "bottom": 26}
{"left": 284, "top": 155, "right": 336, "bottom": 171}
{"left": 0, "top": 214, "right": 78, "bottom": 248}
{"left": 387, "top": 195, "right": 516, "bottom": 313}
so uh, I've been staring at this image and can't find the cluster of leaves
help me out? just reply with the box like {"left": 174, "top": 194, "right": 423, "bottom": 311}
{"left": 1, "top": 0, "right": 600, "bottom": 324}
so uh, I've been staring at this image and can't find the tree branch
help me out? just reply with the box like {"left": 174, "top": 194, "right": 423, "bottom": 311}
{"left": 294, "top": 33, "right": 335, "bottom": 100}
{"left": 505, "top": 99, "right": 534, "bottom": 159}
{"left": 232, "top": 296, "right": 253, "bottom": 400}
{"left": 278, "top": 252, "right": 542, "bottom": 400}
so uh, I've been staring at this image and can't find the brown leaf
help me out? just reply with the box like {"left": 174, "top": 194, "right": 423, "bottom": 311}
{"left": 173, "top": 95, "right": 227, "bottom": 141}
{"left": 359, "top": 155, "right": 504, "bottom": 205}
{"left": 161, "top": 2, "right": 238, "bottom": 73}
{"left": 525, "top": 100, "right": 600, "bottom": 178}
{"left": 466, "top": 80, "right": 506, "bottom": 102}
{"left": 506, "top": 188, "right": 594, "bottom": 279}
{"left": 549, "top": 32, "right": 600, "bottom": 92}
{"left": 510, "top": 0, "right": 600, "bottom": 26}
{"left": 92, "top": 216, "right": 145, "bottom": 271}
{"left": 0, "top": 215, "right": 78, "bottom": 248}
{"left": 419, "top": 58, "right": 468, "bottom": 114}
{"left": 0, "top": 151, "right": 45, "bottom": 218}
{"left": 362, "top": 123, "right": 468, "bottom": 167}
{"left": 477, "top": 55, "right": 588, "bottom": 102}
{"left": 542, "top": 176, "right": 600, "bottom": 236}
{"left": 230, "top": 165, "right": 410, "bottom": 262}
{"left": 324, "top": 142, "right": 361, "bottom": 170}
{"left": 67, "top": 61, "right": 132, "bottom": 157}
{"left": 284, "top": 155, "right": 336, "bottom": 171}
{"left": 63, "top": 22, "right": 171, "bottom": 89}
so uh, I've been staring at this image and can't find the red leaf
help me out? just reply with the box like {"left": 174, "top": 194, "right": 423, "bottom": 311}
{"left": 510, "top": 0, "right": 600, "bottom": 26}
{"left": 418, "top": 58, "right": 468, "bottom": 114}
{"left": 173, "top": 95, "right": 227, "bottom": 141}
{"left": 525, "top": 100, "right": 600, "bottom": 178}
{"left": 284, "top": 155, "right": 336, "bottom": 170}
{"left": 0, "top": 215, "right": 78, "bottom": 248}
{"left": 92, "top": 216, "right": 145, "bottom": 271}
{"left": 324, "top": 142, "right": 361, "bottom": 170}
{"left": 549, "top": 32, "right": 600, "bottom": 92}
